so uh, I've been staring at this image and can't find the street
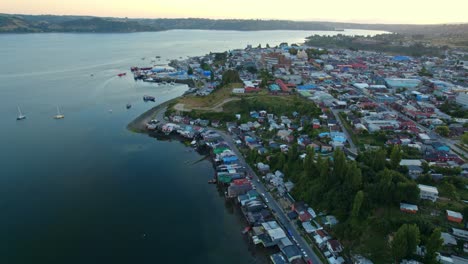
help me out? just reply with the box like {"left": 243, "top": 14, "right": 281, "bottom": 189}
{"left": 218, "top": 130, "right": 323, "bottom": 264}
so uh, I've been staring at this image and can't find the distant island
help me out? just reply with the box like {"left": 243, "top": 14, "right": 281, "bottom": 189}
{"left": 1, "top": 13, "right": 467, "bottom": 37}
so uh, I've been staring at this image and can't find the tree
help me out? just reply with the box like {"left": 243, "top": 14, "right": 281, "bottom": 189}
{"left": 390, "top": 145, "right": 402, "bottom": 169}
{"left": 332, "top": 149, "right": 347, "bottom": 182}
{"left": 418, "top": 66, "right": 433, "bottom": 77}
{"left": 372, "top": 149, "right": 387, "bottom": 171}
{"left": 221, "top": 69, "right": 241, "bottom": 86}
{"left": 289, "top": 48, "right": 298, "bottom": 55}
{"left": 392, "top": 224, "right": 420, "bottom": 261}
{"left": 345, "top": 161, "right": 362, "bottom": 192}
{"left": 266, "top": 43, "right": 270, "bottom": 48}
{"left": 425, "top": 228, "right": 443, "bottom": 264}
{"left": 304, "top": 149, "right": 316, "bottom": 178}
{"left": 461, "top": 133, "right": 468, "bottom": 145}
{"left": 246, "top": 66, "right": 258, "bottom": 74}
{"left": 435, "top": 126, "right": 449, "bottom": 137}
{"left": 351, "top": 191, "right": 364, "bottom": 218}
{"left": 187, "top": 66, "right": 194, "bottom": 75}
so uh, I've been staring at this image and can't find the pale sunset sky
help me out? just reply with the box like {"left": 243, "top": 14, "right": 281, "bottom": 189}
{"left": 1, "top": 0, "right": 467, "bottom": 24}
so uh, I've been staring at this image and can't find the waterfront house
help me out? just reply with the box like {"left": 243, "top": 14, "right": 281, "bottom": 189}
{"left": 270, "top": 253, "right": 287, "bottom": 264}
{"left": 327, "top": 240, "right": 344, "bottom": 256}
{"left": 298, "top": 211, "right": 313, "bottom": 222}
{"left": 313, "top": 229, "right": 330, "bottom": 246}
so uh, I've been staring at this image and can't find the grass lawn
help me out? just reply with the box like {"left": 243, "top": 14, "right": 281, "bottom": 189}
{"left": 176, "top": 83, "right": 243, "bottom": 109}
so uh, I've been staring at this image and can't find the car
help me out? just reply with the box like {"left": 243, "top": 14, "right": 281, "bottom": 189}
{"left": 261, "top": 193, "right": 265, "bottom": 197}
{"left": 265, "top": 198, "right": 269, "bottom": 203}
{"left": 257, "top": 179, "right": 260, "bottom": 183}
{"left": 306, "top": 260, "right": 313, "bottom": 264}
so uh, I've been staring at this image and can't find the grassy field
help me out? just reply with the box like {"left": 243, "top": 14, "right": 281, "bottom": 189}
{"left": 175, "top": 83, "right": 243, "bottom": 110}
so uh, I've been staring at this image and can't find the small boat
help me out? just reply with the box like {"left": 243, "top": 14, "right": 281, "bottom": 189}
{"left": 242, "top": 226, "right": 251, "bottom": 234}
{"left": 126, "top": 103, "right": 132, "bottom": 109}
{"left": 54, "top": 106, "right": 64, "bottom": 119}
{"left": 208, "top": 179, "right": 217, "bottom": 184}
{"left": 16, "top": 106, "right": 26, "bottom": 120}
{"left": 118, "top": 73, "right": 126, "bottom": 77}
{"left": 143, "top": 95, "right": 156, "bottom": 102}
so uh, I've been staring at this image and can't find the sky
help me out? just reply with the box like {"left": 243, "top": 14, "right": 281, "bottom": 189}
{"left": 1, "top": 0, "right": 467, "bottom": 24}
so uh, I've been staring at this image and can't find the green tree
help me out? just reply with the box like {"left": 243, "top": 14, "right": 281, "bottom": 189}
{"left": 351, "top": 191, "right": 364, "bottom": 218}
{"left": 435, "top": 126, "right": 449, "bottom": 137}
{"left": 461, "top": 133, "right": 468, "bottom": 145}
{"left": 425, "top": 228, "right": 443, "bottom": 264}
{"left": 304, "top": 149, "right": 316, "bottom": 178}
{"left": 187, "top": 66, "right": 194, "bottom": 75}
{"left": 372, "top": 149, "right": 387, "bottom": 171}
{"left": 390, "top": 145, "right": 402, "bottom": 169}
{"left": 345, "top": 161, "right": 362, "bottom": 192}
{"left": 289, "top": 48, "right": 298, "bottom": 55}
{"left": 392, "top": 224, "right": 420, "bottom": 261}
{"left": 333, "top": 149, "right": 347, "bottom": 182}
{"left": 221, "top": 69, "right": 241, "bottom": 86}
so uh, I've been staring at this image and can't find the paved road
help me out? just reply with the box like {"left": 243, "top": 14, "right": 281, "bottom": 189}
{"left": 217, "top": 130, "right": 322, "bottom": 264}
{"left": 145, "top": 111, "right": 322, "bottom": 263}
{"left": 331, "top": 109, "right": 358, "bottom": 155}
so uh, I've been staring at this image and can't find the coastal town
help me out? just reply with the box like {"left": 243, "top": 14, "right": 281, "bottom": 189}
{"left": 129, "top": 36, "right": 468, "bottom": 264}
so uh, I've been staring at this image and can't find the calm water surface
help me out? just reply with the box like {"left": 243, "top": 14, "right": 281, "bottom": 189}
{"left": 0, "top": 29, "right": 386, "bottom": 264}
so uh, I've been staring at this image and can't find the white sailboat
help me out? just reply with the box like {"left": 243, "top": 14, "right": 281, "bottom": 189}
{"left": 16, "top": 106, "right": 26, "bottom": 120}
{"left": 54, "top": 106, "right": 64, "bottom": 119}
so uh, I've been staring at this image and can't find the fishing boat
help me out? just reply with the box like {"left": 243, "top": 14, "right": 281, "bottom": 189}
{"left": 143, "top": 95, "right": 156, "bottom": 102}
{"left": 54, "top": 106, "right": 64, "bottom": 119}
{"left": 16, "top": 106, "right": 26, "bottom": 120}
{"left": 208, "top": 179, "right": 217, "bottom": 184}
{"left": 117, "top": 73, "right": 126, "bottom": 77}
{"left": 126, "top": 103, "right": 132, "bottom": 109}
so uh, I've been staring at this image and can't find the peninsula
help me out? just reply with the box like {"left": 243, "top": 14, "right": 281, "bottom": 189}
{"left": 128, "top": 33, "right": 468, "bottom": 264}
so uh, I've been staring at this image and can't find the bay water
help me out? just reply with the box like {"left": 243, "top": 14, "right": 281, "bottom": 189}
{"left": 0, "top": 29, "right": 386, "bottom": 263}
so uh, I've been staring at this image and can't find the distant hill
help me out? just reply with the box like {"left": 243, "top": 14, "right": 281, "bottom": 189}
{"left": 0, "top": 15, "right": 157, "bottom": 33}
{"left": 0, "top": 14, "right": 333, "bottom": 33}
{"left": 0, "top": 14, "right": 467, "bottom": 37}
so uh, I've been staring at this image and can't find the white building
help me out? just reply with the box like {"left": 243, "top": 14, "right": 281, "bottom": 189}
{"left": 456, "top": 93, "right": 468, "bottom": 109}
{"left": 232, "top": 88, "right": 245, "bottom": 94}
{"left": 418, "top": 184, "right": 439, "bottom": 202}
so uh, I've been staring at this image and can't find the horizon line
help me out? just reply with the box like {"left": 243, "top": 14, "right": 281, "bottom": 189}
{"left": 2, "top": 12, "right": 468, "bottom": 26}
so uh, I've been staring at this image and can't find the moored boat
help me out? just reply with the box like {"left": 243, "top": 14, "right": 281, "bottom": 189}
{"left": 118, "top": 73, "right": 126, "bottom": 77}
{"left": 54, "top": 106, "right": 64, "bottom": 119}
{"left": 143, "top": 95, "right": 156, "bottom": 102}
{"left": 126, "top": 103, "right": 132, "bottom": 109}
{"left": 16, "top": 106, "right": 26, "bottom": 120}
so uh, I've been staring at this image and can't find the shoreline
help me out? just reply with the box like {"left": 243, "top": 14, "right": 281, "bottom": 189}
{"left": 126, "top": 98, "right": 176, "bottom": 133}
